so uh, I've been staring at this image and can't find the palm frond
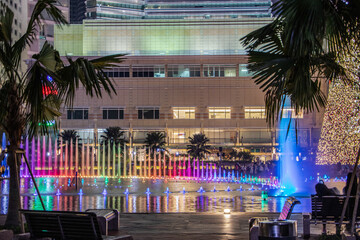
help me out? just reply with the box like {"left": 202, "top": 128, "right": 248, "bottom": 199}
{"left": 12, "top": 0, "right": 68, "bottom": 67}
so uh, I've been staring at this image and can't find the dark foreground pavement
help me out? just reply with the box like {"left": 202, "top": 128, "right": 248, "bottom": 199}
{"left": 1, "top": 212, "right": 332, "bottom": 240}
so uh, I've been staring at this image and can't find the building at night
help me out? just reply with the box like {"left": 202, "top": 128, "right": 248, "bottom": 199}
{"left": 53, "top": 1, "right": 325, "bottom": 161}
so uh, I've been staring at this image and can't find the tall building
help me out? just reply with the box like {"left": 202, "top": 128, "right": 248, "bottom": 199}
{"left": 54, "top": 15, "right": 325, "bottom": 161}
{"left": 86, "top": 0, "right": 272, "bottom": 20}
{"left": 27, "top": 0, "right": 69, "bottom": 56}
{"left": 1, "top": 0, "right": 28, "bottom": 72}
{"left": 70, "top": 0, "right": 86, "bottom": 23}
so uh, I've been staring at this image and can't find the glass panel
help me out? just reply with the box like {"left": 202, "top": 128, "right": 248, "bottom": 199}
{"left": 108, "top": 110, "right": 119, "bottom": 119}
{"left": 103, "top": 110, "right": 107, "bottom": 119}
{"left": 143, "top": 109, "right": 154, "bottom": 119}
{"left": 138, "top": 110, "right": 143, "bottom": 119}
{"left": 208, "top": 107, "right": 231, "bottom": 119}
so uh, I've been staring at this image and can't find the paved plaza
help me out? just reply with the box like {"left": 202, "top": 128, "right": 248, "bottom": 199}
{"left": 113, "top": 212, "right": 328, "bottom": 240}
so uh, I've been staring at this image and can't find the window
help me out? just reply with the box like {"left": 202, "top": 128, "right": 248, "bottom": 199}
{"left": 208, "top": 107, "right": 231, "bottom": 119}
{"left": 203, "top": 65, "right": 236, "bottom": 77}
{"left": 245, "top": 107, "right": 266, "bottom": 119}
{"left": 173, "top": 107, "right": 195, "bottom": 119}
{"left": 239, "top": 64, "right": 252, "bottom": 77}
{"left": 103, "top": 108, "right": 124, "bottom": 119}
{"left": 132, "top": 65, "right": 165, "bottom": 77}
{"left": 138, "top": 107, "right": 159, "bottom": 119}
{"left": 104, "top": 66, "right": 129, "bottom": 78}
{"left": 282, "top": 108, "right": 304, "bottom": 119}
{"left": 67, "top": 109, "right": 88, "bottom": 119}
{"left": 168, "top": 65, "right": 200, "bottom": 77}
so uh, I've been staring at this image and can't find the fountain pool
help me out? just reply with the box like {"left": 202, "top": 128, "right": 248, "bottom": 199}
{"left": 0, "top": 178, "right": 311, "bottom": 214}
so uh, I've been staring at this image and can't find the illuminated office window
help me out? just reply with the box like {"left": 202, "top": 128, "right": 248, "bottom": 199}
{"left": 282, "top": 108, "right": 304, "bottom": 118}
{"left": 244, "top": 107, "right": 266, "bottom": 119}
{"left": 132, "top": 65, "right": 165, "bottom": 77}
{"left": 208, "top": 107, "right": 231, "bottom": 119}
{"left": 239, "top": 64, "right": 252, "bottom": 77}
{"left": 168, "top": 65, "right": 200, "bottom": 77}
{"left": 173, "top": 107, "right": 195, "bottom": 119}
{"left": 203, "top": 65, "right": 236, "bottom": 77}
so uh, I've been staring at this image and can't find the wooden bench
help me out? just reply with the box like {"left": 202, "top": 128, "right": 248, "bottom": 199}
{"left": 86, "top": 209, "right": 119, "bottom": 236}
{"left": 303, "top": 195, "right": 360, "bottom": 238}
{"left": 19, "top": 209, "right": 133, "bottom": 240}
{"left": 249, "top": 197, "right": 301, "bottom": 240}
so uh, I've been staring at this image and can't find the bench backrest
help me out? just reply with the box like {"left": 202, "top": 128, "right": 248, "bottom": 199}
{"left": 311, "top": 195, "right": 348, "bottom": 221}
{"left": 278, "top": 197, "right": 301, "bottom": 220}
{"left": 20, "top": 210, "right": 103, "bottom": 240}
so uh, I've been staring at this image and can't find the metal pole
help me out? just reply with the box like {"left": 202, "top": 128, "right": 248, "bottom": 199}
{"left": 13, "top": 150, "right": 24, "bottom": 233}
{"left": 19, "top": 149, "right": 46, "bottom": 211}
{"left": 351, "top": 174, "right": 360, "bottom": 235}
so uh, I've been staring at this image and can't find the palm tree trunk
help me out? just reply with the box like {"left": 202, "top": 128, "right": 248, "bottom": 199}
{"left": 4, "top": 148, "right": 21, "bottom": 227}
{"left": 5, "top": 86, "right": 25, "bottom": 228}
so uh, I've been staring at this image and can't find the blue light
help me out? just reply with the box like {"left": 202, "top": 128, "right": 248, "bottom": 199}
{"left": 47, "top": 75, "right": 53, "bottom": 82}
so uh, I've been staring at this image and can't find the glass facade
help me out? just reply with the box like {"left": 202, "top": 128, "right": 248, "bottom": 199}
{"left": 55, "top": 18, "right": 273, "bottom": 57}
{"left": 203, "top": 65, "right": 236, "bottom": 77}
{"left": 138, "top": 108, "right": 160, "bottom": 119}
{"left": 103, "top": 108, "right": 124, "bottom": 119}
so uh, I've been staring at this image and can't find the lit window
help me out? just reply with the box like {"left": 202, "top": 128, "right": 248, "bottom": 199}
{"left": 209, "top": 107, "right": 231, "bottom": 119}
{"left": 168, "top": 65, "right": 200, "bottom": 77}
{"left": 67, "top": 109, "right": 88, "bottom": 120}
{"left": 103, "top": 108, "right": 124, "bottom": 119}
{"left": 173, "top": 107, "right": 195, "bottom": 119}
{"left": 132, "top": 65, "right": 165, "bottom": 77}
{"left": 138, "top": 107, "right": 160, "bottom": 119}
{"left": 282, "top": 109, "right": 303, "bottom": 119}
{"left": 239, "top": 64, "right": 251, "bottom": 77}
{"left": 244, "top": 107, "right": 266, "bottom": 119}
{"left": 203, "top": 65, "right": 236, "bottom": 77}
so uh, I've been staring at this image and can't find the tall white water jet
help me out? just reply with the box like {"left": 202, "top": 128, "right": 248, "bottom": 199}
{"left": 163, "top": 152, "right": 166, "bottom": 178}
{"left": 97, "top": 142, "right": 101, "bottom": 177}
{"left": 75, "top": 138, "right": 78, "bottom": 174}
{"left": 37, "top": 138, "right": 40, "bottom": 176}
{"left": 54, "top": 138, "right": 57, "bottom": 176}
{"left": 133, "top": 147, "right": 137, "bottom": 177}
{"left": 107, "top": 140, "right": 110, "bottom": 177}
{"left": 102, "top": 142, "right": 105, "bottom": 177}
{"left": 86, "top": 140, "right": 90, "bottom": 176}
{"left": 48, "top": 137, "right": 52, "bottom": 175}
{"left": 158, "top": 151, "right": 161, "bottom": 177}
{"left": 64, "top": 141, "right": 68, "bottom": 176}
{"left": 117, "top": 144, "right": 121, "bottom": 177}
{"left": 81, "top": 141, "right": 85, "bottom": 176}
{"left": 112, "top": 143, "right": 116, "bottom": 177}
{"left": 129, "top": 148, "right": 132, "bottom": 177}
{"left": 91, "top": 145, "right": 95, "bottom": 176}
{"left": 31, "top": 138, "right": 35, "bottom": 176}
{"left": 25, "top": 137, "right": 29, "bottom": 177}
{"left": 139, "top": 149, "right": 143, "bottom": 177}
{"left": 153, "top": 151, "right": 156, "bottom": 177}
{"left": 147, "top": 148, "right": 151, "bottom": 177}
{"left": 123, "top": 143, "right": 127, "bottom": 177}
{"left": 70, "top": 138, "right": 73, "bottom": 176}
{"left": 42, "top": 136, "right": 46, "bottom": 175}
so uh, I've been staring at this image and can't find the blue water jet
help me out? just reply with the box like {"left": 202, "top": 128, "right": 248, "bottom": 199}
{"left": 197, "top": 187, "right": 205, "bottom": 193}
{"left": 145, "top": 188, "right": 151, "bottom": 195}
{"left": 124, "top": 188, "right": 129, "bottom": 194}
{"left": 164, "top": 187, "right": 171, "bottom": 194}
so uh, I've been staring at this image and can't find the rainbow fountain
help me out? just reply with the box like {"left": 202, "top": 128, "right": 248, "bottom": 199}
{"left": 0, "top": 135, "right": 279, "bottom": 188}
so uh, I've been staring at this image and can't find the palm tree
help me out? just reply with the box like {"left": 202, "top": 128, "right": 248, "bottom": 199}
{"left": 241, "top": 0, "right": 360, "bottom": 233}
{"left": 144, "top": 131, "right": 166, "bottom": 153}
{"left": 187, "top": 133, "right": 211, "bottom": 160}
{"left": 100, "top": 127, "right": 126, "bottom": 155}
{"left": 0, "top": 1, "right": 123, "bottom": 227}
{"left": 230, "top": 149, "right": 253, "bottom": 161}
{"left": 59, "top": 129, "right": 81, "bottom": 144}
{"left": 240, "top": 0, "right": 358, "bottom": 127}
{"left": 100, "top": 127, "right": 126, "bottom": 146}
